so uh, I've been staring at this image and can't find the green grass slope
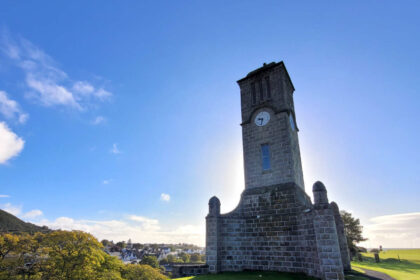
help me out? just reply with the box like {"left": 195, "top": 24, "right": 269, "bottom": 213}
{"left": 174, "top": 271, "right": 371, "bottom": 280}
{"left": 352, "top": 249, "right": 420, "bottom": 280}
{"left": 0, "top": 209, "right": 47, "bottom": 233}
{"left": 175, "top": 271, "right": 317, "bottom": 280}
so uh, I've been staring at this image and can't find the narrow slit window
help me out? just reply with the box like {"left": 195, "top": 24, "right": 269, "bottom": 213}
{"left": 251, "top": 82, "right": 256, "bottom": 104}
{"left": 259, "top": 80, "right": 264, "bottom": 101}
{"left": 265, "top": 76, "right": 271, "bottom": 99}
{"left": 289, "top": 113, "right": 296, "bottom": 131}
{"left": 261, "top": 144, "right": 271, "bottom": 171}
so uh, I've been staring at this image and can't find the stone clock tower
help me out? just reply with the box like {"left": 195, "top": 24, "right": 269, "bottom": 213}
{"left": 238, "top": 62, "right": 304, "bottom": 190}
{"left": 205, "top": 62, "right": 351, "bottom": 280}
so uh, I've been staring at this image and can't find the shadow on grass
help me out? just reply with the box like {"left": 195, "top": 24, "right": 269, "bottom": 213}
{"left": 353, "top": 256, "right": 420, "bottom": 275}
{"left": 345, "top": 270, "right": 387, "bottom": 280}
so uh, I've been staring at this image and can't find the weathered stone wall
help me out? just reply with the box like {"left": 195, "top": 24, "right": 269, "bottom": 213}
{"left": 330, "top": 202, "right": 351, "bottom": 271}
{"left": 206, "top": 182, "right": 347, "bottom": 280}
{"left": 242, "top": 111, "right": 304, "bottom": 190}
{"left": 206, "top": 62, "right": 349, "bottom": 280}
{"left": 206, "top": 197, "right": 221, "bottom": 273}
{"left": 238, "top": 62, "right": 305, "bottom": 190}
{"left": 171, "top": 264, "right": 209, "bottom": 278}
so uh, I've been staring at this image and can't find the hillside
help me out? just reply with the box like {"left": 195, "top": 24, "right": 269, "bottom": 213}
{"left": 0, "top": 209, "right": 48, "bottom": 233}
{"left": 352, "top": 249, "right": 420, "bottom": 280}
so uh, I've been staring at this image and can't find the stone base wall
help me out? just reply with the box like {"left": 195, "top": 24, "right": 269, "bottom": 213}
{"left": 206, "top": 182, "right": 348, "bottom": 280}
{"left": 171, "top": 264, "right": 209, "bottom": 278}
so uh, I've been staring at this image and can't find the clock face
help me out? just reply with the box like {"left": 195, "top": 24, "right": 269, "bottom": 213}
{"left": 255, "top": 111, "right": 270, "bottom": 126}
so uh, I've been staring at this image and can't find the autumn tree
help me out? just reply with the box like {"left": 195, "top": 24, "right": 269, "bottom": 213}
{"left": 0, "top": 231, "right": 168, "bottom": 280}
{"left": 121, "top": 264, "right": 167, "bottom": 280}
{"left": 43, "top": 230, "right": 110, "bottom": 279}
{"left": 0, "top": 233, "right": 20, "bottom": 279}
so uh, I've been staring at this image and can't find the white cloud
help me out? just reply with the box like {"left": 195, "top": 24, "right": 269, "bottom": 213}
{"left": 160, "top": 193, "right": 171, "bottom": 202}
{"left": 0, "top": 195, "right": 10, "bottom": 198}
{"left": 0, "top": 202, "right": 22, "bottom": 216}
{"left": 26, "top": 74, "right": 81, "bottom": 109}
{"left": 92, "top": 116, "right": 105, "bottom": 125}
{"left": 128, "top": 215, "right": 161, "bottom": 231}
{"left": 110, "top": 143, "right": 120, "bottom": 154}
{"left": 36, "top": 215, "right": 205, "bottom": 246}
{"left": 0, "top": 122, "right": 24, "bottom": 164}
{"left": 73, "top": 81, "right": 95, "bottom": 95}
{"left": 361, "top": 212, "right": 420, "bottom": 248}
{"left": 0, "top": 91, "right": 28, "bottom": 124}
{"left": 22, "top": 209, "right": 43, "bottom": 219}
{"left": 93, "top": 88, "right": 112, "bottom": 100}
{"left": 0, "top": 32, "right": 112, "bottom": 110}
{"left": 102, "top": 179, "right": 111, "bottom": 185}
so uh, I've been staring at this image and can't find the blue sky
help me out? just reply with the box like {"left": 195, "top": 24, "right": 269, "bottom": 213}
{"left": 0, "top": 1, "right": 419, "bottom": 247}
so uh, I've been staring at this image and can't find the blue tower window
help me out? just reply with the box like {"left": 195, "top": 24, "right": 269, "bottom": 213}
{"left": 261, "top": 144, "right": 271, "bottom": 171}
{"left": 289, "top": 113, "right": 296, "bottom": 131}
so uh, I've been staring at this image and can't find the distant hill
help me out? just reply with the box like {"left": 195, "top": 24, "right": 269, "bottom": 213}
{"left": 0, "top": 209, "right": 49, "bottom": 233}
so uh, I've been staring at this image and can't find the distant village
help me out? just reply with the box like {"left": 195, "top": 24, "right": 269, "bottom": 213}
{"left": 102, "top": 239, "right": 205, "bottom": 273}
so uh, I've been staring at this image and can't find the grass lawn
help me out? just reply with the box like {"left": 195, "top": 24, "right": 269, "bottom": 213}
{"left": 351, "top": 249, "right": 420, "bottom": 280}
{"left": 174, "top": 270, "right": 372, "bottom": 280}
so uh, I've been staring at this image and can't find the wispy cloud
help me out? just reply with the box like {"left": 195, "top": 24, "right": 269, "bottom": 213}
{"left": 22, "top": 209, "right": 43, "bottom": 219}
{"left": 36, "top": 215, "right": 205, "bottom": 245}
{"left": 102, "top": 179, "right": 112, "bottom": 185}
{"left": 0, "top": 202, "right": 22, "bottom": 216}
{"left": 160, "top": 193, "right": 171, "bottom": 202}
{"left": 0, "top": 30, "right": 112, "bottom": 110}
{"left": 0, "top": 195, "right": 10, "bottom": 198}
{"left": 0, "top": 91, "right": 28, "bottom": 124}
{"left": 110, "top": 143, "right": 120, "bottom": 154}
{"left": 361, "top": 212, "right": 420, "bottom": 248}
{"left": 73, "top": 82, "right": 111, "bottom": 101}
{"left": 0, "top": 122, "right": 24, "bottom": 164}
{"left": 92, "top": 116, "right": 106, "bottom": 125}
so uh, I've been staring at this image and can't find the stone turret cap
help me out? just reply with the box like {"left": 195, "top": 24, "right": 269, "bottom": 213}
{"left": 330, "top": 201, "right": 339, "bottom": 211}
{"left": 209, "top": 196, "right": 221, "bottom": 206}
{"left": 208, "top": 196, "right": 221, "bottom": 216}
{"left": 313, "top": 181, "right": 329, "bottom": 206}
{"left": 313, "top": 181, "right": 327, "bottom": 192}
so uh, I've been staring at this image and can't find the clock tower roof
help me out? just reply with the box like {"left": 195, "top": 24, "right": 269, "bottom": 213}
{"left": 237, "top": 61, "right": 295, "bottom": 91}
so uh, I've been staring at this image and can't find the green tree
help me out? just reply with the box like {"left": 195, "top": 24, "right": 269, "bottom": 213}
{"left": 167, "top": 254, "right": 176, "bottom": 263}
{"left": 121, "top": 264, "right": 167, "bottom": 280}
{"left": 101, "top": 239, "right": 112, "bottom": 247}
{"left": 116, "top": 241, "right": 126, "bottom": 249}
{"left": 140, "top": 256, "right": 159, "bottom": 268}
{"left": 132, "top": 243, "right": 143, "bottom": 250}
{"left": 0, "top": 233, "right": 20, "bottom": 279}
{"left": 341, "top": 210, "right": 367, "bottom": 257}
{"left": 159, "top": 258, "right": 169, "bottom": 265}
{"left": 180, "top": 252, "right": 190, "bottom": 263}
{"left": 0, "top": 233, "right": 19, "bottom": 261}
{"left": 200, "top": 254, "right": 206, "bottom": 262}
{"left": 190, "top": 253, "right": 201, "bottom": 263}
{"left": 43, "top": 230, "right": 109, "bottom": 279}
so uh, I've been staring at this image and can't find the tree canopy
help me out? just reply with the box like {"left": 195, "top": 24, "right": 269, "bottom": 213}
{"left": 0, "top": 231, "right": 167, "bottom": 280}
{"left": 340, "top": 210, "right": 367, "bottom": 256}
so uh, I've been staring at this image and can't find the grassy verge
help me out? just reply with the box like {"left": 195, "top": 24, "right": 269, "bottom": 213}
{"left": 174, "top": 271, "right": 318, "bottom": 280}
{"left": 351, "top": 249, "right": 420, "bottom": 280}
{"left": 174, "top": 270, "right": 372, "bottom": 280}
